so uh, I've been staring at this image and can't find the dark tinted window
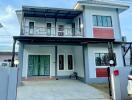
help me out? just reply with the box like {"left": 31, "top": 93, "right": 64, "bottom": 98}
{"left": 68, "top": 55, "right": 73, "bottom": 70}
{"left": 29, "top": 22, "right": 34, "bottom": 29}
{"left": 59, "top": 55, "right": 64, "bottom": 70}
{"left": 95, "top": 53, "right": 116, "bottom": 66}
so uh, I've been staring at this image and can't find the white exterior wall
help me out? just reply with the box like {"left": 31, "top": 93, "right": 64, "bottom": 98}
{"left": 73, "top": 46, "right": 84, "bottom": 78}
{"left": 57, "top": 46, "right": 74, "bottom": 76}
{"left": 22, "top": 45, "right": 55, "bottom": 78}
{"left": 87, "top": 43, "right": 123, "bottom": 78}
{"left": 83, "top": 7, "right": 122, "bottom": 41}
{"left": 22, "top": 45, "right": 84, "bottom": 78}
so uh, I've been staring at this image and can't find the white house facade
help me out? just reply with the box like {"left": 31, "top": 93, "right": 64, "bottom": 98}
{"left": 15, "top": 0, "right": 129, "bottom": 83}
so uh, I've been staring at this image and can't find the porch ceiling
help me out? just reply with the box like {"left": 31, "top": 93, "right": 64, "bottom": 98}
{"left": 23, "top": 6, "right": 82, "bottom": 19}
{"left": 13, "top": 36, "right": 114, "bottom": 45}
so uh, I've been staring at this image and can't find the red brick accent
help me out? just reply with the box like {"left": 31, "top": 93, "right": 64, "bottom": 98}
{"left": 93, "top": 28, "right": 114, "bottom": 39}
{"left": 96, "top": 68, "right": 108, "bottom": 77}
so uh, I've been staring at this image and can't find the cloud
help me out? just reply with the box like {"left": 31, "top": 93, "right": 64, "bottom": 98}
{"left": 0, "top": 5, "right": 19, "bottom": 36}
{"left": 0, "top": 5, "right": 15, "bottom": 20}
{"left": 0, "top": 5, "right": 19, "bottom": 51}
{"left": 120, "top": 6, "right": 132, "bottom": 41}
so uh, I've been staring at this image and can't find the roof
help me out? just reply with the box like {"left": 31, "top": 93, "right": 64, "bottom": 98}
{"left": 13, "top": 36, "right": 115, "bottom": 45}
{"left": 0, "top": 52, "right": 18, "bottom": 55}
{"left": 22, "top": 6, "right": 82, "bottom": 19}
{"left": 75, "top": 0, "right": 129, "bottom": 12}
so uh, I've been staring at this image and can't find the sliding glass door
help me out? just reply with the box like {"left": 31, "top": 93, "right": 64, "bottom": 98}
{"left": 28, "top": 55, "right": 50, "bottom": 76}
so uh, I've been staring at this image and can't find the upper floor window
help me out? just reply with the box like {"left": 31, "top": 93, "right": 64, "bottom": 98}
{"left": 47, "top": 23, "right": 51, "bottom": 36}
{"left": 29, "top": 22, "right": 34, "bottom": 34}
{"left": 78, "top": 17, "right": 81, "bottom": 32}
{"left": 93, "top": 15, "right": 112, "bottom": 27}
{"left": 95, "top": 53, "right": 116, "bottom": 66}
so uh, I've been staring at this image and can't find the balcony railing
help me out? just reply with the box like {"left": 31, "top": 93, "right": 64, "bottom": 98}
{"left": 22, "top": 26, "right": 83, "bottom": 37}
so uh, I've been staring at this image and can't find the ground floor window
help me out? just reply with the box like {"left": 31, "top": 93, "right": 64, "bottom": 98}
{"left": 59, "top": 55, "right": 64, "bottom": 70}
{"left": 95, "top": 53, "right": 116, "bottom": 66}
{"left": 68, "top": 55, "right": 73, "bottom": 70}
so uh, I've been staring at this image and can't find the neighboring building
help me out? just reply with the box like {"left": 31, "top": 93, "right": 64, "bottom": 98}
{"left": 15, "top": 0, "right": 129, "bottom": 83}
{"left": 0, "top": 52, "right": 18, "bottom": 67}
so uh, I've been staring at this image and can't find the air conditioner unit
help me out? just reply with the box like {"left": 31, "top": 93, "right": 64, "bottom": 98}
{"left": 58, "top": 32, "right": 64, "bottom": 36}
{"left": 0, "top": 62, "right": 9, "bottom": 67}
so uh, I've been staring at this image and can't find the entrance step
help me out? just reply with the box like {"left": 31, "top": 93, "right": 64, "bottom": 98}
{"left": 22, "top": 76, "right": 56, "bottom": 81}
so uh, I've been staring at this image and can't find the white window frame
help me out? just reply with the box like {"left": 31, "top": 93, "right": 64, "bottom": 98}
{"left": 57, "top": 53, "right": 65, "bottom": 71}
{"left": 26, "top": 53, "right": 52, "bottom": 77}
{"left": 94, "top": 52, "right": 117, "bottom": 68}
{"left": 92, "top": 15, "right": 113, "bottom": 28}
{"left": 67, "top": 54, "right": 74, "bottom": 71}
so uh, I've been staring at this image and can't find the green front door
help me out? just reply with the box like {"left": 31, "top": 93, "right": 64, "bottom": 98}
{"left": 28, "top": 55, "right": 50, "bottom": 76}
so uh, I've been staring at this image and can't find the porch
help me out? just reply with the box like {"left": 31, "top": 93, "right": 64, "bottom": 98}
{"left": 17, "top": 79, "right": 111, "bottom": 100}
{"left": 12, "top": 36, "right": 115, "bottom": 84}
{"left": 21, "top": 45, "right": 84, "bottom": 80}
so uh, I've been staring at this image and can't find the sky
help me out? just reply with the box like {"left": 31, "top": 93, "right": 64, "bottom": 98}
{"left": 0, "top": 0, "right": 132, "bottom": 52}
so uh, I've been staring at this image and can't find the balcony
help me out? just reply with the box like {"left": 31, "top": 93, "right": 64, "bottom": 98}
{"left": 22, "top": 26, "right": 83, "bottom": 37}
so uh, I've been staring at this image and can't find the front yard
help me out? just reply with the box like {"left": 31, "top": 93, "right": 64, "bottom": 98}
{"left": 17, "top": 79, "right": 111, "bottom": 100}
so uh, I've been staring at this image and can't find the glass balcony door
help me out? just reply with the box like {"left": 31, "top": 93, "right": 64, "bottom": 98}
{"left": 29, "top": 22, "right": 34, "bottom": 34}
{"left": 47, "top": 23, "right": 51, "bottom": 36}
{"left": 28, "top": 55, "right": 50, "bottom": 76}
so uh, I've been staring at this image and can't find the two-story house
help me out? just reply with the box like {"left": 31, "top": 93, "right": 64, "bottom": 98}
{"left": 14, "top": 0, "right": 129, "bottom": 83}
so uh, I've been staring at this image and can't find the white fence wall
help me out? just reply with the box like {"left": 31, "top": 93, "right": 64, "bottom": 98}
{"left": 0, "top": 67, "right": 18, "bottom": 100}
{"left": 110, "top": 67, "right": 132, "bottom": 100}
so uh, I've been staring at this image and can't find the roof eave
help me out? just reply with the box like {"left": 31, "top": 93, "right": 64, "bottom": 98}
{"left": 75, "top": 2, "right": 129, "bottom": 13}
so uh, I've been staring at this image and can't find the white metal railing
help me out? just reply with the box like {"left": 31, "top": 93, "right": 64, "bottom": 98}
{"left": 22, "top": 26, "right": 83, "bottom": 37}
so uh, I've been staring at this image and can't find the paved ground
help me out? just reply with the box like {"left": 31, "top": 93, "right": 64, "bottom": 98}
{"left": 17, "top": 79, "right": 111, "bottom": 100}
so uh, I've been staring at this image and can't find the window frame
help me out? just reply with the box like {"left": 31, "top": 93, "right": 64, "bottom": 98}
{"left": 58, "top": 54, "right": 65, "bottom": 70}
{"left": 67, "top": 55, "right": 73, "bottom": 70}
{"left": 95, "top": 53, "right": 116, "bottom": 67}
{"left": 58, "top": 25, "right": 64, "bottom": 36}
{"left": 46, "top": 23, "right": 52, "bottom": 36}
{"left": 93, "top": 15, "right": 113, "bottom": 27}
{"left": 78, "top": 17, "right": 81, "bottom": 32}
{"left": 29, "top": 21, "right": 35, "bottom": 35}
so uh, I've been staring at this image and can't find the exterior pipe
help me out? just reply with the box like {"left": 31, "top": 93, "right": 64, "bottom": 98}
{"left": 11, "top": 39, "right": 16, "bottom": 67}
{"left": 55, "top": 45, "right": 58, "bottom": 79}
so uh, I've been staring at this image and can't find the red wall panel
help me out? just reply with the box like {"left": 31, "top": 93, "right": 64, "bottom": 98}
{"left": 96, "top": 68, "right": 108, "bottom": 77}
{"left": 93, "top": 28, "right": 114, "bottom": 39}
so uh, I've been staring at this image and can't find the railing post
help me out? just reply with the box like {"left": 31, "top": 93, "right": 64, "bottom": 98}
{"left": 55, "top": 18, "right": 57, "bottom": 36}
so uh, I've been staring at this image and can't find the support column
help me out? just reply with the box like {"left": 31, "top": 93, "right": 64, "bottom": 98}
{"left": 108, "top": 42, "right": 117, "bottom": 67}
{"left": 17, "top": 43, "right": 24, "bottom": 85}
{"left": 55, "top": 45, "right": 58, "bottom": 79}
{"left": 107, "top": 42, "right": 114, "bottom": 96}
{"left": 82, "top": 44, "right": 89, "bottom": 83}
{"left": 11, "top": 39, "right": 16, "bottom": 67}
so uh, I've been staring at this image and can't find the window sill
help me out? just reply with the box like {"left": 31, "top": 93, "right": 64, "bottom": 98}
{"left": 93, "top": 26, "right": 113, "bottom": 28}
{"left": 96, "top": 66, "right": 110, "bottom": 68}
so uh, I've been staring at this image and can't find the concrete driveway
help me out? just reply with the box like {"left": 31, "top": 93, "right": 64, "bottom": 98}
{"left": 17, "top": 79, "right": 111, "bottom": 100}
